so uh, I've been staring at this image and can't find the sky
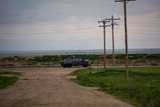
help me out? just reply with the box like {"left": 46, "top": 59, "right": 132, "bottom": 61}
{"left": 0, "top": 0, "right": 160, "bottom": 51}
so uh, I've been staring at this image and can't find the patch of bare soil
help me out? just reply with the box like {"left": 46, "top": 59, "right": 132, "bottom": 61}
{"left": 0, "top": 68, "right": 133, "bottom": 107}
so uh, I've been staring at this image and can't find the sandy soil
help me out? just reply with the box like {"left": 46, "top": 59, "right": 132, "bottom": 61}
{"left": 0, "top": 68, "right": 133, "bottom": 107}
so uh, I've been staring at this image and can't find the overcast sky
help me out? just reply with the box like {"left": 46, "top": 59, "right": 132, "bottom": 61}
{"left": 0, "top": 0, "right": 160, "bottom": 51}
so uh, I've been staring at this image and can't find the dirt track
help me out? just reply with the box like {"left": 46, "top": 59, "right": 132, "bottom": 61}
{"left": 0, "top": 68, "right": 133, "bottom": 107}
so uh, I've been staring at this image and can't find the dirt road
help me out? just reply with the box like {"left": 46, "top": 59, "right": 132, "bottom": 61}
{"left": 0, "top": 68, "right": 133, "bottom": 107}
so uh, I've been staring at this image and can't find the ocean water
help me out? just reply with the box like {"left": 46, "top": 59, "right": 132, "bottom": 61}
{"left": 0, "top": 48, "right": 160, "bottom": 56}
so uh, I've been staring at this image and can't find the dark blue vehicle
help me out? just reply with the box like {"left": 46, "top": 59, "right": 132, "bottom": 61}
{"left": 61, "top": 56, "right": 90, "bottom": 67}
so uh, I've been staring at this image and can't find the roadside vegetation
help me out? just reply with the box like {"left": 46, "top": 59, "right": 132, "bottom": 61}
{"left": 0, "top": 71, "right": 20, "bottom": 89}
{"left": 71, "top": 67, "right": 160, "bottom": 107}
{"left": 29, "top": 54, "right": 160, "bottom": 62}
{"left": 0, "top": 71, "right": 20, "bottom": 75}
{"left": 0, "top": 54, "right": 159, "bottom": 67}
{"left": 1, "top": 54, "right": 160, "bottom": 62}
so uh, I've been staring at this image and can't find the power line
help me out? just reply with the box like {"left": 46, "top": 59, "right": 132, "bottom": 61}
{"left": 98, "top": 19, "right": 110, "bottom": 69}
{"left": 115, "top": 0, "right": 135, "bottom": 80}
{"left": 105, "top": 15, "right": 120, "bottom": 68}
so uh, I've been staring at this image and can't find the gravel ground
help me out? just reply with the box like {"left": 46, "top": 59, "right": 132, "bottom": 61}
{"left": 0, "top": 68, "right": 133, "bottom": 107}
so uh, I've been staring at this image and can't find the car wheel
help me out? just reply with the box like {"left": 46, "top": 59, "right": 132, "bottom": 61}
{"left": 68, "top": 64, "right": 72, "bottom": 67}
{"left": 62, "top": 64, "right": 66, "bottom": 68}
{"left": 83, "top": 64, "right": 88, "bottom": 67}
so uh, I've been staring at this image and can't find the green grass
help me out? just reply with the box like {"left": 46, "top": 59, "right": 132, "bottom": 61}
{"left": 0, "top": 71, "right": 19, "bottom": 89}
{"left": 71, "top": 67, "right": 160, "bottom": 107}
{"left": 0, "top": 76, "right": 19, "bottom": 89}
{"left": 0, "top": 71, "right": 20, "bottom": 75}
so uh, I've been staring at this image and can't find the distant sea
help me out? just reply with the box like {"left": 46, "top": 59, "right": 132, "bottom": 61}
{"left": 0, "top": 48, "right": 160, "bottom": 56}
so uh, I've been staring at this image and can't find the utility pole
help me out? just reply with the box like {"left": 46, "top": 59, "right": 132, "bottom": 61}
{"left": 98, "top": 19, "right": 110, "bottom": 69}
{"left": 106, "top": 15, "right": 120, "bottom": 69}
{"left": 115, "top": 0, "right": 135, "bottom": 80}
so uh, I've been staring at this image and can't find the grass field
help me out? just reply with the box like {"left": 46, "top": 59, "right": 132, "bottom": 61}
{"left": 0, "top": 71, "right": 19, "bottom": 89}
{"left": 71, "top": 67, "right": 160, "bottom": 107}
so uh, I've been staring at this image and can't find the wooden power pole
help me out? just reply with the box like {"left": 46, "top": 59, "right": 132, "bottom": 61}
{"left": 98, "top": 20, "right": 110, "bottom": 68}
{"left": 106, "top": 15, "right": 120, "bottom": 69}
{"left": 115, "top": 0, "right": 135, "bottom": 80}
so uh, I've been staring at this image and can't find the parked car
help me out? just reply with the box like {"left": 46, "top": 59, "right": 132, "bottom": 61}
{"left": 61, "top": 56, "right": 90, "bottom": 67}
